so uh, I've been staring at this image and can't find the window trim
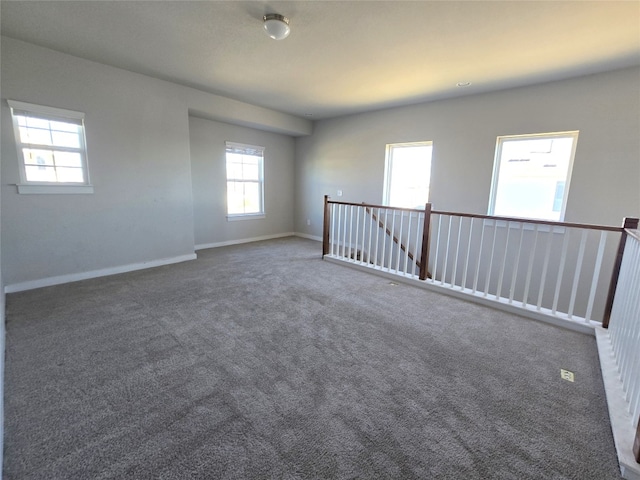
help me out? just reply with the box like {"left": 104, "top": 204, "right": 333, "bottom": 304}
{"left": 383, "top": 141, "right": 433, "bottom": 208}
{"left": 8, "top": 100, "right": 93, "bottom": 194}
{"left": 487, "top": 131, "right": 579, "bottom": 222}
{"left": 225, "top": 141, "right": 265, "bottom": 220}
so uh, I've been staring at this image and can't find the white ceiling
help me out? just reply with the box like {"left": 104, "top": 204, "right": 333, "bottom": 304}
{"left": 1, "top": 1, "right": 639, "bottom": 120}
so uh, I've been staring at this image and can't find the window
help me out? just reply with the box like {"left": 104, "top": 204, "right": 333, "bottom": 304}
{"left": 225, "top": 142, "right": 264, "bottom": 219}
{"left": 488, "top": 131, "right": 578, "bottom": 221}
{"left": 383, "top": 142, "right": 433, "bottom": 208}
{"left": 8, "top": 100, "right": 92, "bottom": 194}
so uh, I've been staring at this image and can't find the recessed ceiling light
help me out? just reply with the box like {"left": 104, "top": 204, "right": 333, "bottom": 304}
{"left": 456, "top": 82, "right": 472, "bottom": 87}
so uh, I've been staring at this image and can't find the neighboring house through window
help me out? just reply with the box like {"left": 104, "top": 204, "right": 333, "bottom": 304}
{"left": 383, "top": 141, "right": 433, "bottom": 209}
{"left": 8, "top": 99, "right": 92, "bottom": 194}
{"left": 225, "top": 142, "right": 265, "bottom": 219}
{"left": 488, "top": 131, "right": 578, "bottom": 221}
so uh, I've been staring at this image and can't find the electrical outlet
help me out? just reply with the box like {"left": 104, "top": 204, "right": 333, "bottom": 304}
{"left": 337, "top": 190, "right": 343, "bottom": 197}
{"left": 560, "top": 369, "right": 574, "bottom": 382}
{"left": 306, "top": 219, "right": 311, "bottom": 226}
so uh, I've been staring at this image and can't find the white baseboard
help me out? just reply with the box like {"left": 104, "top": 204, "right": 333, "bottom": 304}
{"left": 195, "top": 232, "right": 295, "bottom": 251}
{"left": 4, "top": 253, "right": 197, "bottom": 293}
{"left": 294, "top": 232, "right": 322, "bottom": 242}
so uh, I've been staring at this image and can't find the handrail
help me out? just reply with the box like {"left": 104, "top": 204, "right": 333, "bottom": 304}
{"left": 327, "top": 199, "right": 424, "bottom": 214}
{"left": 324, "top": 198, "right": 640, "bottom": 473}
{"left": 431, "top": 210, "right": 624, "bottom": 233}
{"left": 327, "top": 199, "right": 624, "bottom": 233}
{"left": 323, "top": 197, "right": 638, "bottom": 327}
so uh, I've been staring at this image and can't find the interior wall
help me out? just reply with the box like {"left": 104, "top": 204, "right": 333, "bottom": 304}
{"left": 0, "top": 38, "right": 196, "bottom": 286}
{"left": 189, "top": 116, "right": 295, "bottom": 247}
{"left": 1, "top": 37, "right": 308, "bottom": 289}
{"left": 295, "top": 67, "right": 640, "bottom": 237}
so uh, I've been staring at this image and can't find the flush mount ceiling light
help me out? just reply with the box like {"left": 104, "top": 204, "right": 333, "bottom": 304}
{"left": 263, "top": 13, "right": 290, "bottom": 40}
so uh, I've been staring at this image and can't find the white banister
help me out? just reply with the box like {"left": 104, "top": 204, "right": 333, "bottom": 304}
{"left": 323, "top": 200, "right": 639, "bottom": 479}
{"left": 522, "top": 225, "right": 539, "bottom": 308}
{"left": 596, "top": 229, "right": 640, "bottom": 479}
{"left": 552, "top": 231, "right": 570, "bottom": 315}
{"left": 586, "top": 231, "right": 607, "bottom": 323}
{"left": 508, "top": 223, "right": 525, "bottom": 304}
{"left": 567, "top": 230, "right": 588, "bottom": 319}
{"left": 324, "top": 200, "right": 627, "bottom": 328}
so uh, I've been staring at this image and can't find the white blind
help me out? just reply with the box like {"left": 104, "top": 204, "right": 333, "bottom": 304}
{"left": 8, "top": 99, "right": 85, "bottom": 124}
{"left": 225, "top": 141, "right": 264, "bottom": 157}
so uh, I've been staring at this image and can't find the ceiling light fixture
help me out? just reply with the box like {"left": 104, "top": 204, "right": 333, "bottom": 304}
{"left": 263, "top": 13, "right": 290, "bottom": 40}
{"left": 456, "top": 82, "right": 471, "bottom": 87}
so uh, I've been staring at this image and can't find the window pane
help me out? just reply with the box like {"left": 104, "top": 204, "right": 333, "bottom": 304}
{"left": 54, "top": 151, "right": 82, "bottom": 168}
{"left": 12, "top": 105, "right": 90, "bottom": 187}
{"left": 552, "top": 182, "right": 565, "bottom": 212}
{"left": 23, "top": 149, "right": 54, "bottom": 166}
{"left": 49, "top": 121, "right": 78, "bottom": 133}
{"left": 227, "top": 181, "right": 246, "bottom": 215}
{"left": 226, "top": 152, "right": 243, "bottom": 163}
{"left": 51, "top": 131, "right": 80, "bottom": 148}
{"left": 225, "top": 145, "right": 264, "bottom": 215}
{"left": 25, "top": 116, "right": 50, "bottom": 129}
{"left": 56, "top": 167, "right": 84, "bottom": 183}
{"left": 386, "top": 143, "right": 432, "bottom": 208}
{"left": 243, "top": 160, "right": 260, "bottom": 181}
{"left": 492, "top": 134, "right": 576, "bottom": 221}
{"left": 25, "top": 165, "right": 57, "bottom": 182}
{"left": 243, "top": 182, "right": 261, "bottom": 214}
{"left": 226, "top": 161, "right": 243, "bottom": 180}
{"left": 20, "top": 127, "right": 52, "bottom": 146}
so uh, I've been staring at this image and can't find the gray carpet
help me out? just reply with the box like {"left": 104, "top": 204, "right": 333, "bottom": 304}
{"left": 4, "top": 237, "right": 621, "bottom": 479}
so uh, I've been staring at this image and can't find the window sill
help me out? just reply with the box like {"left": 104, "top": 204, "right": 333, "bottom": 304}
{"left": 226, "top": 213, "right": 265, "bottom": 222}
{"left": 17, "top": 184, "right": 94, "bottom": 195}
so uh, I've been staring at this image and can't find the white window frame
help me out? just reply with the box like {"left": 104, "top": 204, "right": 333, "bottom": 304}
{"left": 383, "top": 141, "right": 433, "bottom": 209}
{"left": 8, "top": 100, "right": 93, "bottom": 194}
{"left": 225, "top": 141, "right": 265, "bottom": 220}
{"left": 488, "top": 131, "right": 579, "bottom": 222}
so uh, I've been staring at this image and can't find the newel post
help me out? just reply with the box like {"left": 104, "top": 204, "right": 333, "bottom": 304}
{"left": 419, "top": 203, "right": 432, "bottom": 281}
{"left": 602, "top": 216, "right": 639, "bottom": 328}
{"left": 634, "top": 417, "right": 640, "bottom": 463}
{"left": 322, "top": 195, "right": 330, "bottom": 257}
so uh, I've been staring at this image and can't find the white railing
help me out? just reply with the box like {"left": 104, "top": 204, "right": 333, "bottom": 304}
{"left": 597, "top": 228, "right": 640, "bottom": 478}
{"left": 425, "top": 211, "right": 624, "bottom": 325}
{"left": 324, "top": 200, "right": 427, "bottom": 279}
{"left": 323, "top": 198, "right": 633, "bottom": 327}
{"left": 608, "top": 229, "right": 640, "bottom": 429}
{"left": 323, "top": 197, "right": 640, "bottom": 474}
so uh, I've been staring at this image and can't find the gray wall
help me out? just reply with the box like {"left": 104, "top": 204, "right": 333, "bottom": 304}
{"left": 1, "top": 38, "right": 195, "bottom": 286}
{"left": 1, "top": 37, "right": 308, "bottom": 287}
{"left": 295, "top": 67, "right": 640, "bottom": 237}
{"left": 189, "top": 116, "right": 295, "bottom": 246}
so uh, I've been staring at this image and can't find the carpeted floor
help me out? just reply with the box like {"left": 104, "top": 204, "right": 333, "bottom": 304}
{"left": 4, "top": 237, "right": 621, "bottom": 479}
